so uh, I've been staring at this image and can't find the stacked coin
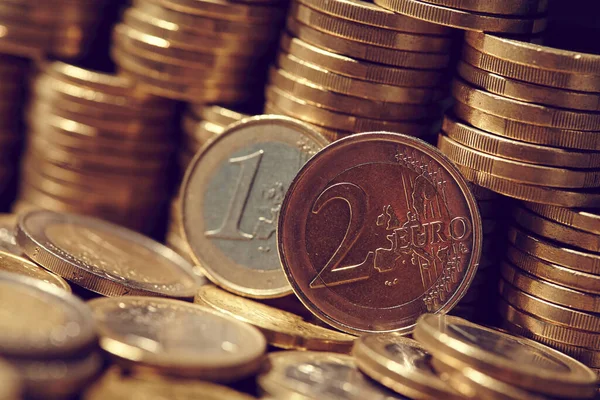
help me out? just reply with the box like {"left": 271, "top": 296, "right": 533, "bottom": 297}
{"left": 413, "top": 314, "right": 598, "bottom": 399}
{"left": 0, "top": 0, "right": 111, "bottom": 59}
{"left": 13, "top": 62, "right": 176, "bottom": 233}
{"left": 499, "top": 204, "right": 600, "bottom": 380}
{"left": 111, "top": 0, "right": 286, "bottom": 103}
{"left": 264, "top": 0, "right": 455, "bottom": 141}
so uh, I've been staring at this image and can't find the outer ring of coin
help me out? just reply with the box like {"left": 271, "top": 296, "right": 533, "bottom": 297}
{"left": 16, "top": 210, "right": 200, "bottom": 298}
{"left": 180, "top": 115, "right": 329, "bottom": 299}
{"left": 0, "top": 250, "right": 71, "bottom": 292}
{"left": 413, "top": 314, "right": 598, "bottom": 398}
{"left": 278, "top": 132, "right": 482, "bottom": 335}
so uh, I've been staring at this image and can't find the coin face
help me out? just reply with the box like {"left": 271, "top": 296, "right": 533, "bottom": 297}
{"left": 0, "top": 271, "right": 95, "bottom": 358}
{"left": 0, "top": 250, "right": 71, "bottom": 292}
{"left": 278, "top": 133, "right": 482, "bottom": 335}
{"left": 16, "top": 210, "right": 200, "bottom": 298}
{"left": 89, "top": 296, "right": 267, "bottom": 381}
{"left": 259, "top": 351, "right": 410, "bottom": 400}
{"left": 181, "top": 115, "right": 329, "bottom": 298}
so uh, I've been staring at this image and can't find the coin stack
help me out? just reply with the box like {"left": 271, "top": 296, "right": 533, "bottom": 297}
{"left": 111, "top": 0, "right": 286, "bottom": 103}
{"left": 264, "top": 0, "right": 455, "bottom": 141}
{"left": 0, "top": 0, "right": 111, "bottom": 59}
{"left": 13, "top": 62, "right": 176, "bottom": 233}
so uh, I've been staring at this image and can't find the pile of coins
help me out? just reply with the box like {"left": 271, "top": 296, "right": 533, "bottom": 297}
{"left": 14, "top": 62, "right": 176, "bottom": 233}
{"left": 264, "top": 0, "right": 454, "bottom": 141}
{"left": 0, "top": 0, "right": 111, "bottom": 59}
{"left": 111, "top": 0, "right": 286, "bottom": 103}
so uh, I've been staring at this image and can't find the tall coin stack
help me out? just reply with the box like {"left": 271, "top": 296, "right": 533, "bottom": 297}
{"left": 14, "top": 62, "right": 176, "bottom": 234}
{"left": 111, "top": 0, "right": 287, "bottom": 103}
{"left": 264, "top": 0, "right": 455, "bottom": 141}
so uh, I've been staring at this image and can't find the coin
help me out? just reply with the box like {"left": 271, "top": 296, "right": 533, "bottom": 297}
{"left": 278, "top": 133, "right": 482, "bottom": 335}
{"left": 258, "top": 351, "right": 410, "bottom": 399}
{"left": 352, "top": 333, "right": 462, "bottom": 399}
{"left": 195, "top": 285, "right": 355, "bottom": 352}
{"left": 89, "top": 296, "right": 266, "bottom": 381}
{"left": 413, "top": 314, "right": 598, "bottom": 398}
{"left": 524, "top": 203, "right": 600, "bottom": 235}
{"left": 417, "top": 0, "right": 548, "bottom": 15}
{"left": 0, "top": 359, "right": 21, "bottom": 400}
{"left": 0, "top": 250, "right": 70, "bottom": 292}
{"left": 0, "top": 271, "right": 95, "bottom": 358}
{"left": 180, "top": 116, "right": 328, "bottom": 299}
{"left": 199, "top": 105, "right": 248, "bottom": 127}
{"left": 16, "top": 210, "right": 200, "bottom": 298}
{"left": 0, "top": 214, "right": 21, "bottom": 256}
{"left": 157, "top": 0, "right": 285, "bottom": 22}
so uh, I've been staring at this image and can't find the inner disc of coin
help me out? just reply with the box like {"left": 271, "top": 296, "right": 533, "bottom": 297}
{"left": 0, "top": 272, "right": 95, "bottom": 358}
{"left": 278, "top": 133, "right": 482, "bottom": 335}
{"left": 89, "top": 297, "right": 266, "bottom": 381}
{"left": 16, "top": 210, "right": 200, "bottom": 298}
{"left": 181, "top": 115, "right": 329, "bottom": 298}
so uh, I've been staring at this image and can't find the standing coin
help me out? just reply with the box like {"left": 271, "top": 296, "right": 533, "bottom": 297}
{"left": 181, "top": 116, "right": 328, "bottom": 299}
{"left": 278, "top": 133, "right": 482, "bottom": 335}
{"left": 16, "top": 210, "right": 201, "bottom": 299}
{"left": 0, "top": 250, "right": 70, "bottom": 292}
{"left": 89, "top": 296, "right": 267, "bottom": 381}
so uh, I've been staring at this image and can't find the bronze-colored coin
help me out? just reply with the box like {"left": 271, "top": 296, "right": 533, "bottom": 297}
{"left": 514, "top": 206, "right": 600, "bottom": 253}
{"left": 524, "top": 203, "right": 600, "bottom": 235}
{"left": 290, "top": 4, "right": 453, "bottom": 52}
{"left": 458, "top": 61, "right": 600, "bottom": 112}
{"left": 277, "top": 53, "right": 447, "bottom": 104}
{"left": 89, "top": 296, "right": 266, "bottom": 381}
{"left": 501, "top": 262, "right": 600, "bottom": 313}
{"left": 417, "top": 0, "right": 547, "bottom": 15}
{"left": 453, "top": 79, "right": 600, "bottom": 131}
{"left": 16, "top": 210, "right": 201, "bottom": 298}
{"left": 278, "top": 133, "right": 482, "bottom": 335}
{"left": 156, "top": 0, "right": 284, "bottom": 22}
{"left": 442, "top": 115, "right": 600, "bottom": 168}
{"left": 259, "top": 351, "right": 408, "bottom": 399}
{"left": 181, "top": 116, "right": 328, "bottom": 299}
{"left": 195, "top": 285, "right": 355, "bottom": 352}
{"left": 352, "top": 333, "right": 462, "bottom": 399}
{"left": 0, "top": 250, "right": 70, "bottom": 292}
{"left": 286, "top": 18, "right": 451, "bottom": 69}
{"left": 413, "top": 314, "right": 598, "bottom": 398}
{"left": 0, "top": 359, "right": 21, "bottom": 400}
{"left": 465, "top": 32, "right": 600, "bottom": 75}
{"left": 499, "top": 279, "right": 600, "bottom": 333}
{"left": 439, "top": 134, "right": 600, "bottom": 189}
{"left": 462, "top": 45, "right": 600, "bottom": 93}
{"left": 266, "top": 86, "right": 438, "bottom": 135}
{"left": 297, "top": 0, "right": 451, "bottom": 34}
{"left": 454, "top": 102, "right": 600, "bottom": 151}
{"left": 281, "top": 34, "right": 446, "bottom": 87}
{"left": 498, "top": 299, "right": 600, "bottom": 350}
{"left": 0, "top": 272, "right": 95, "bottom": 358}
{"left": 373, "top": 0, "right": 547, "bottom": 33}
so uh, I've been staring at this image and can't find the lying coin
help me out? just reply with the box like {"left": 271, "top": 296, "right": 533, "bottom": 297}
{"left": 16, "top": 210, "right": 200, "bottom": 298}
{"left": 0, "top": 214, "right": 21, "bottom": 256}
{"left": 0, "top": 250, "right": 70, "bottom": 292}
{"left": 278, "top": 133, "right": 482, "bottom": 335}
{"left": 89, "top": 296, "right": 266, "bottom": 381}
{"left": 181, "top": 115, "right": 328, "bottom": 299}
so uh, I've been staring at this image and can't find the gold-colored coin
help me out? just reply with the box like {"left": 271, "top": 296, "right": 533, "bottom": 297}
{"left": 458, "top": 61, "right": 600, "bottom": 112}
{"left": 524, "top": 203, "right": 600, "bottom": 235}
{"left": 413, "top": 314, "right": 597, "bottom": 398}
{"left": 0, "top": 358, "right": 21, "bottom": 400}
{"left": 501, "top": 262, "right": 600, "bottom": 313}
{"left": 199, "top": 105, "right": 247, "bottom": 127}
{"left": 290, "top": 3, "right": 453, "bottom": 52}
{"left": 454, "top": 102, "right": 600, "bottom": 151}
{"left": 438, "top": 134, "right": 600, "bottom": 189}
{"left": 352, "top": 333, "right": 462, "bottom": 399}
{"left": 416, "top": 0, "right": 547, "bottom": 15}
{"left": 498, "top": 299, "right": 600, "bottom": 350}
{"left": 89, "top": 296, "right": 266, "bottom": 381}
{"left": 156, "top": 0, "right": 285, "bottom": 22}
{"left": 266, "top": 86, "right": 438, "bottom": 135}
{"left": 194, "top": 285, "right": 355, "bottom": 352}
{"left": 454, "top": 79, "right": 600, "bottom": 131}
{"left": 277, "top": 52, "right": 447, "bottom": 104}
{"left": 259, "top": 351, "right": 404, "bottom": 399}
{"left": 286, "top": 18, "right": 451, "bottom": 69}
{"left": 16, "top": 210, "right": 201, "bottom": 298}
{"left": 442, "top": 115, "right": 600, "bottom": 168}
{"left": 514, "top": 206, "right": 600, "bottom": 253}
{"left": 373, "top": 0, "right": 547, "bottom": 33}
{"left": 262, "top": 104, "right": 348, "bottom": 142}
{"left": 0, "top": 214, "right": 21, "bottom": 256}
{"left": 0, "top": 250, "right": 70, "bottom": 292}
{"left": 0, "top": 271, "right": 95, "bottom": 358}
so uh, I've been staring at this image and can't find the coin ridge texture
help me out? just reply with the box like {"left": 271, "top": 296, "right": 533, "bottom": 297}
{"left": 278, "top": 132, "right": 482, "bottom": 335}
